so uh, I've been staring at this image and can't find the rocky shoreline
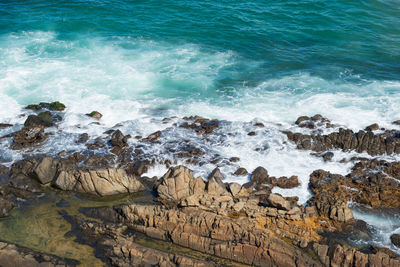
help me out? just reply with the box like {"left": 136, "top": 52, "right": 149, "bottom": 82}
{"left": 1, "top": 102, "right": 400, "bottom": 266}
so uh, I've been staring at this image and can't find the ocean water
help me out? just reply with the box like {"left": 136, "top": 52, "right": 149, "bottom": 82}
{"left": 1, "top": 0, "right": 400, "bottom": 251}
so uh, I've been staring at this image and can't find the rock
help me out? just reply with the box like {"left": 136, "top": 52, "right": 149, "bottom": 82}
{"left": 208, "top": 167, "right": 224, "bottom": 181}
{"left": 365, "top": 123, "right": 379, "bottom": 131}
{"left": 234, "top": 167, "right": 248, "bottom": 176}
{"left": 86, "top": 111, "right": 102, "bottom": 119}
{"left": 26, "top": 101, "right": 66, "bottom": 111}
{"left": 207, "top": 174, "right": 229, "bottom": 196}
{"left": 391, "top": 234, "right": 400, "bottom": 248}
{"left": 115, "top": 203, "right": 321, "bottom": 267}
{"left": 276, "top": 176, "right": 300, "bottom": 189}
{"left": 32, "top": 157, "right": 58, "bottom": 184}
{"left": 251, "top": 166, "right": 269, "bottom": 184}
{"left": 110, "top": 130, "right": 128, "bottom": 147}
{"left": 46, "top": 101, "right": 66, "bottom": 111}
{"left": 156, "top": 166, "right": 205, "bottom": 202}
{"left": 76, "top": 133, "right": 89, "bottom": 143}
{"left": 228, "top": 182, "right": 241, "bottom": 197}
{"left": 12, "top": 126, "right": 47, "bottom": 150}
{"left": 229, "top": 157, "right": 240, "bottom": 162}
{"left": 24, "top": 111, "right": 54, "bottom": 128}
{"left": 285, "top": 124, "right": 400, "bottom": 156}
{"left": 295, "top": 116, "right": 310, "bottom": 125}
{"left": 322, "top": 151, "right": 334, "bottom": 161}
{"left": 0, "top": 123, "right": 12, "bottom": 128}
{"left": 129, "top": 160, "right": 151, "bottom": 176}
{"left": 267, "top": 193, "right": 292, "bottom": 211}
{"left": 86, "top": 137, "right": 106, "bottom": 150}
{"left": 145, "top": 131, "right": 161, "bottom": 142}
{"left": 53, "top": 168, "right": 145, "bottom": 196}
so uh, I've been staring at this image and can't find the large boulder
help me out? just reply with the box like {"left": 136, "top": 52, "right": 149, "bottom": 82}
{"left": 32, "top": 157, "right": 58, "bottom": 184}
{"left": 267, "top": 193, "right": 292, "bottom": 211}
{"left": 156, "top": 166, "right": 205, "bottom": 202}
{"left": 110, "top": 130, "right": 128, "bottom": 147}
{"left": 251, "top": 167, "right": 269, "bottom": 184}
{"left": 24, "top": 112, "right": 54, "bottom": 128}
{"left": 53, "top": 168, "right": 145, "bottom": 196}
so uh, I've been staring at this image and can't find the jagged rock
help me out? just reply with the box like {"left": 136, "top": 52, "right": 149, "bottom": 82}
{"left": 208, "top": 167, "right": 224, "bottom": 181}
{"left": 207, "top": 174, "right": 229, "bottom": 196}
{"left": 309, "top": 167, "right": 400, "bottom": 210}
{"left": 285, "top": 124, "right": 400, "bottom": 156}
{"left": 11, "top": 126, "right": 47, "bottom": 150}
{"left": 276, "top": 176, "right": 300, "bottom": 189}
{"left": 251, "top": 166, "right": 269, "bottom": 184}
{"left": 110, "top": 130, "right": 128, "bottom": 147}
{"left": 267, "top": 193, "right": 292, "bottom": 211}
{"left": 128, "top": 160, "right": 151, "bottom": 176}
{"left": 156, "top": 166, "right": 205, "bottom": 202}
{"left": 116, "top": 203, "right": 321, "bottom": 267}
{"left": 181, "top": 117, "right": 219, "bottom": 134}
{"left": 32, "top": 157, "right": 58, "bottom": 184}
{"left": 226, "top": 182, "right": 249, "bottom": 198}
{"left": 24, "top": 111, "right": 54, "bottom": 128}
{"left": 145, "top": 131, "right": 161, "bottom": 142}
{"left": 53, "top": 168, "right": 145, "bottom": 196}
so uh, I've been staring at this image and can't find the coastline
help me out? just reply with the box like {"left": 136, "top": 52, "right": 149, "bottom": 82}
{"left": 0, "top": 102, "right": 400, "bottom": 266}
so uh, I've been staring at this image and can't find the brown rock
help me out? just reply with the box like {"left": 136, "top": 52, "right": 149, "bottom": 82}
{"left": 53, "top": 168, "right": 145, "bottom": 196}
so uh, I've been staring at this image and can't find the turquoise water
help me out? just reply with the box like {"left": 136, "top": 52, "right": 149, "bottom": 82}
{"left": 1, "top": 0, "right": 400, "bottom": 128}
{"left": 1, "top": 0, "right": 400, "bottom": 252}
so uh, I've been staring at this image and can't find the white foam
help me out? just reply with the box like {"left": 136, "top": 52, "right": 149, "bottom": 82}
{"left": 1, "top": 30, "right": 400, "bottom": 205}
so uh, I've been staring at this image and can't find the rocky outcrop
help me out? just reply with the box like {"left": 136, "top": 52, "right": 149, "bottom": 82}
{"left": 309, "top": 167, "right": 400, "bottom": 209}
{"left": 116, "top": 203, "right": 321, "bottom": 267}
{"left": 156, "top": 166, "right": 205, "bottom": 202}
{"left": 180, "top": 116, "right": 219, "bottom": 134}
{"left": 53, "top": 168, "right": 145, "bottom": 196}
{"left": 313, "top": 243, "right": 400, "bottom": 267}
{"left": 11, "top": 126, "right": 48, "bottom": 150}
{"left": 286, "top": 116, "right": 400, "bottom": 156}
{"left": 32, "top": 157, "right": 58, "bottom": 184}
{"left": 25, "top": 101, "right": 66, "bottom": 111}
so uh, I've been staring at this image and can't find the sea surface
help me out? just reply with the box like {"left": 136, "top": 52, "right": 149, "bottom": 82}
{"left": 1, "top": 0, "right": 400, "bottom": 253}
